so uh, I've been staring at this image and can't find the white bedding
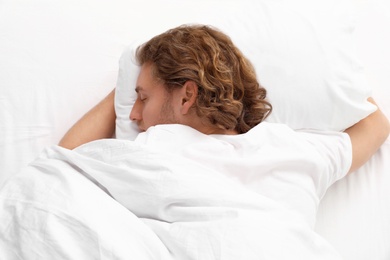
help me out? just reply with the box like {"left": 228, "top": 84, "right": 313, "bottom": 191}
{"left": 0, "top": 123, "right": 351, "bottom": 259}
{"left": 0, "top": 0, "right": 389, "bottom": 259}
{"left": 0, "top": 144, "right": 171, "bottom": 260}
{"left": 316, "top": 141, "right": 390, "bottom": 258}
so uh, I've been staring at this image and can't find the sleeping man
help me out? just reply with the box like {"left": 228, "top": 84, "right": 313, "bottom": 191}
{"left": 2, "top": 25, "right": 390, "bottom": 259}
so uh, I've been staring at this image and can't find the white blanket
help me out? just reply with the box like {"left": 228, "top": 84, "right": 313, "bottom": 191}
{"left": 0, "top": 124, "right": 348, "bottom": 260}
{"left": 0, "top": 144, "right": 171, "bottom": 259}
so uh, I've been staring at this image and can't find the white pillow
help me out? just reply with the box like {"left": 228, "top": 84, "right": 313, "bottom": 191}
{"left": 114, "top": 0, "right": 376, "bottom": 140}
{"left": 114, "top": 42, "right": 142, "bottom": 141}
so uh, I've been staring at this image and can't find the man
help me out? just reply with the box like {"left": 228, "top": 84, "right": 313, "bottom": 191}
{"left": 59, "top": 25, "right": 389, "bottom": 175}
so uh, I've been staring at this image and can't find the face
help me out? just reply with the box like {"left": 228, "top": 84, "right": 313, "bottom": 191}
{"left": 130, "top": 63, "right": 180, "bottom": 132}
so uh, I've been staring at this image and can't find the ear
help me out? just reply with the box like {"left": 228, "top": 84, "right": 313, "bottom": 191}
{"left": 180, "top": 81, "right": 198, "bottom": 115}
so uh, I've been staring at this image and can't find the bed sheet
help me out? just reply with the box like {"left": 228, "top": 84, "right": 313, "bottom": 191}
{"left": 0, "top": 0, "right": 389, "bottom": 259}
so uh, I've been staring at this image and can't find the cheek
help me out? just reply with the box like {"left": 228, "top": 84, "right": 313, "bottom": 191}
{"left": 142, "top": 102, "right": 161, "bottom": 124}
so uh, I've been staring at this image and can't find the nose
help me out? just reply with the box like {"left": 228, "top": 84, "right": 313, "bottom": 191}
{"left": 129, "top": 99, "right": 142, "bottom": 121}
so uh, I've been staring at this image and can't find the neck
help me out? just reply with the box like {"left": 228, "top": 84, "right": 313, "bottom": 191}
{"left": 207, "top": 128, "right": 238, "bottom": 135}
{"left": 180, "top": 113, "right": 239, "bottom": 136}
{"left": 190, "top": 121, "right": 238, "bottom": 135}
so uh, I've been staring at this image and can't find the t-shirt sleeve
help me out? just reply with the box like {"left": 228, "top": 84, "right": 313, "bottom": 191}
{"left": 297, "top": 130, "right": 353, "bottom": 198}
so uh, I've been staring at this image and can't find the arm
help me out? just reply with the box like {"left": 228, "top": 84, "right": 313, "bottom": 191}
{"left": 58, "top": 89, "right": 116, "bottom": 150}
{"left": 345, "top": 97, "right": 390, "bottom": 174}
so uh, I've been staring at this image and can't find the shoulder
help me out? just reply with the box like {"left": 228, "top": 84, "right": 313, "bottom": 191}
{"left": 251, "top": 122, "right": 352, "bottom": 181}
{"left": 250, "top": 122, "right": 351, "bottom": 152}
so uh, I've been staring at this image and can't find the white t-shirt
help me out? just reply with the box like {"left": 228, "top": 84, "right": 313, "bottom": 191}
{"left": 135, "top": 122, "right": 352, "bottom": 228}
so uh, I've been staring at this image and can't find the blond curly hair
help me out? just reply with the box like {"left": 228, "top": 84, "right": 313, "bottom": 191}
{"left": 136, "top": 24, "right": 272, "bottom": 134}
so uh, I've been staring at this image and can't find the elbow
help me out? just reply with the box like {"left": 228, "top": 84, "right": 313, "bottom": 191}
{"left": 384, "top": 115, "right": 390, "bottom": 141}
{"left": 369, "top": 98, "right": 390, "bottom": 143}
{"left": 376, "top": 108, "right": 390, "bottom": 144}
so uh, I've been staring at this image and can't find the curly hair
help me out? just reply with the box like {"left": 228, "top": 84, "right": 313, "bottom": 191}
{"left": 136, "top": 24, "right": 272, "bottom": 134}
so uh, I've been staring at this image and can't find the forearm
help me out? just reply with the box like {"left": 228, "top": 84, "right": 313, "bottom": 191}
{"left": 59, "top": 89, "right": 116, "bottom": 149}
{"left": 345, "top": 97, "right": 390, "bottom": 173}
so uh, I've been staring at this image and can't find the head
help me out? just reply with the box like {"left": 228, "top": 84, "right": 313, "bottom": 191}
{"left": 130, "top": 24, "right": 272, "bottom": 134}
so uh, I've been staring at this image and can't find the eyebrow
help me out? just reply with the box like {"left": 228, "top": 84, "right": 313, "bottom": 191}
{"left": 135, "top": 86, "right": 143, "bottom": 93}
